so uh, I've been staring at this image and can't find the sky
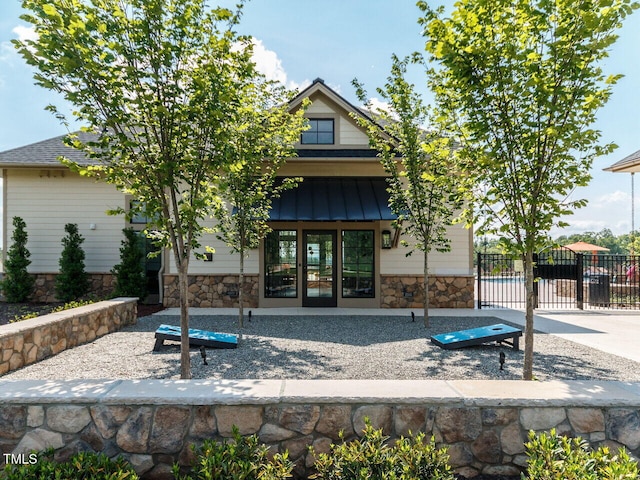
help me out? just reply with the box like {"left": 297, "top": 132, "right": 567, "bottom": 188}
{"left": 1, "top": 0, "right": 640, "bottom": 237}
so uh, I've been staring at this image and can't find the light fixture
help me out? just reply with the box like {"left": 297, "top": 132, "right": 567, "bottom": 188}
{"left": 381, "top": 230, "right": 392, "bottom": 249}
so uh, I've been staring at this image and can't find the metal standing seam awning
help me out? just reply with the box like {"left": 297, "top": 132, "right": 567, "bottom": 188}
{"left": 269, "top": 178, "right": 396, "bottom": 221}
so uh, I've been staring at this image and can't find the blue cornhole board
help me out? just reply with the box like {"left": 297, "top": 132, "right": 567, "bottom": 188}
{"left": 430, "top": 323, "right": 522, "bottom": 351}
{"left": 154, "top": 324, "right": 238, "bottom": 351}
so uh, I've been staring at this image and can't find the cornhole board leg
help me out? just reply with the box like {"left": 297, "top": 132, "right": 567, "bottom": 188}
{"left": 430, "top": 323, "right": 522, "bottom": 351}
{"left": 154, "top": 324, "right": 238, "bottom": 351}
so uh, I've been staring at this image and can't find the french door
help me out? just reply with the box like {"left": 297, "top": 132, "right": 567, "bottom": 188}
{"left": 303, "top": 231, "right": 337, "bottom": 307}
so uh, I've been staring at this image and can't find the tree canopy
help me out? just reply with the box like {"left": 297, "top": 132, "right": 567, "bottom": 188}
{"left": 421, "top": 0, "right": 638, "bottom": 379}
{"left": 213, "top": 81, "right": 308, "bottom": 327}
{"left": 353, "top": 54, "right": 464, "bottom": 326}
{"left": 16, "top": 0, "right": 303, "bottom": 378}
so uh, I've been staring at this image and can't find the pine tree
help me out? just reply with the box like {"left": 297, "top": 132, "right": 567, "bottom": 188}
{"left": 112, "top": 228, "right": 147, "bottom": 300}
{"left": 55, "top": 223, "right": 89, "bottom": 302}
{"left": 0, "top": 217, "right": 34, "bottom": 302}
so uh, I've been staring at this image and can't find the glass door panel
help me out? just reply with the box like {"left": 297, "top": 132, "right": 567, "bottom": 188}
{"left": 303, "top": 231, "right": 336, "bottom": 306}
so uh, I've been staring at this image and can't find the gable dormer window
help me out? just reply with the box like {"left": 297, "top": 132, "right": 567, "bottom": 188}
{"left": 302, "top": 119, "right": 334, "bottom": 144}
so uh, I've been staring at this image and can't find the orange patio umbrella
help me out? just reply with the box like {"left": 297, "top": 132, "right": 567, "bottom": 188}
{"left": 562, "top": 241, "right": 610, "bottom": 253}
{"left": 562, "top": 241, "right": 610, "bottom": 268}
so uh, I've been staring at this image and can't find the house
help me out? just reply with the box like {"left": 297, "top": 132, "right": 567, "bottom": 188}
{"left": 0, "top": 78, "right": 474, "bottom": 308}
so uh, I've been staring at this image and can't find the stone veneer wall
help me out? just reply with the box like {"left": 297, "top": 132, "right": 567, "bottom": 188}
{"left": 0, "top": 298, "right": 137, "bottom": 375}
{"left": 381, "top": 275, "right": 474, "bottom": 308}
{"left": 162, "top": 274, "right": 474, "bottom": 309}
{"left": 30, "top": 273, "right": 116, "bottom": 303}
{"left": 0, "top": 379, "right": 638, "bottom": 479}
{"left": 163, "top": 274, "right": 259, "bottom": 308}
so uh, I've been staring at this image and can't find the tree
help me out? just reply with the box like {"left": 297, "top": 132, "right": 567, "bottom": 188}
{"left": 421, "top": 0, "right": 638, "bottom": 379}
{"left": 16, "top": 0, "right": 280, "bottom": 378}
{"left": 213, "top": 80, "right": 307, "bottom": 328}
{"left": 353, "top": 55, "right": 464, "bottom": 327}
{"left": 56, "top": 223, "right": 89, "bottom": 302}
{"left": 112, "top": 228, "right": 147, "bottom": 300}
{"left": 0, "top": 217, "right": 35, "bottom": 303}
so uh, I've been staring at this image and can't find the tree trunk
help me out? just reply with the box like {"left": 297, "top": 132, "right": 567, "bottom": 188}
{"left": 523, "top": 250, "right": 535, "bottom": 380}
{"left": 238, "top": 246, "right": 244, "bottom": 329}
{"left": 423, "top": 251, "right": 429, "bottom": 328}
{"left": 178, "top": 260, "right": 191, "bottom": 379}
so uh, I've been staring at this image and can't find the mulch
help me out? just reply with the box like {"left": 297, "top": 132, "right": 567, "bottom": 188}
{"left": 0, "top": 302, "right": 165, "bottom": 326}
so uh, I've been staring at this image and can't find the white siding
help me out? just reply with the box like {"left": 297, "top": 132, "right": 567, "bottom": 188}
{"left": 167, "top": 230, "right": 260, "bottom": 275}
{"left": 5, "top": 169, "right": 125, "bottom": 273}
{"left": 380, "top": 223, "right": 472, "bottom": 275}
{"left": 340, "top": 118, "right": 369, "bottom": 145}
{"left": 306, "top": 98, "right": 334, "bottom": 115}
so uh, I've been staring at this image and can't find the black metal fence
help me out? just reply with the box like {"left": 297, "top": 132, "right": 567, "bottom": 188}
{"left": 477, "top": 252, "right": 640, "bottom": 310}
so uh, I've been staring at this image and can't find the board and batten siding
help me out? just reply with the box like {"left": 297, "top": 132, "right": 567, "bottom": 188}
{"left": 5, "top": 169, "right": 125, "bottom": 273}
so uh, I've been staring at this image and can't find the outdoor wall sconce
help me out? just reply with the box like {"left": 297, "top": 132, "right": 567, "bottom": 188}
{"left": 203, "top": 252, "right": 213, "bottom": 262}
{"left": 381, "top": 230, "right": 392, "bottom": 249}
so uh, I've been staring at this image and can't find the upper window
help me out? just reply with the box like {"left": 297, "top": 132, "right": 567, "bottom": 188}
{"left": 301, "top": 119, "right": 334, "bottom": 145}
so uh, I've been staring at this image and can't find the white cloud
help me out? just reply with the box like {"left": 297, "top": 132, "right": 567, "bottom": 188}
{"left": 250, "top": 38, "right": 286, "bottom": 83}
{"left": 1, "top": 25, "right": 37, "bottom": 65}
{"left": 249, "top": 38, "right": 309, "bottom": 92}
{"left": 13, "top": 25, "right": 37, "bottom": 43}
{"left": 595, "top": 190, "right": 631, "bottom": 205}
{"left": 368, "top": 97, "right": 392, "bottom": 113}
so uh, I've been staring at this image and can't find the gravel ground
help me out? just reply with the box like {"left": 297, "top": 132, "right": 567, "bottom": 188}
{"left": 2, "top": 313, "right": 640, "bottom": 381}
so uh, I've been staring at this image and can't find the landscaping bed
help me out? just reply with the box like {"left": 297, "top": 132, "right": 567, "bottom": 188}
{"left": 0, "top": 301, "right": 164, "bottom": 326}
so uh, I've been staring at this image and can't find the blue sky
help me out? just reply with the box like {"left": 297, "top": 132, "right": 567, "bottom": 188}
{"left": 1, "top": 0, "right": 639, "bottom": 237}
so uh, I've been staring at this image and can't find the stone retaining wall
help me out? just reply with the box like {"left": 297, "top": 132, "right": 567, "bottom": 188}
{"left": 0, "top": 379, "right": 638, "bottom": 479}
{"left": 381, "top": 275, "right": 475, "bottom": 308}
{"left": 0, "top": 298, "right": 137, "bottom": 376}
{"left": 163, "top": 274, "right": 259, "bottom": 308}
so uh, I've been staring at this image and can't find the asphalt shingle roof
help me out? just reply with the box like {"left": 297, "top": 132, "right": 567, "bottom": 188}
{"left": 604, "top": 148, "right": 640, "bottom": 173}
{"left": 0, "top": 131, "right": 98, "bottom": 168}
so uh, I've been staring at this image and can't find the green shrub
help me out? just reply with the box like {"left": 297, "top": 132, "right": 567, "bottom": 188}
{"left": 524, "top": 429, "right": 639, "bottom": 480}
{"left": 173, "top": 426, "right": 293, "bottom": 480}
{"left": 55, "top": 223, "right": 89, "bottom": 303}
{"left": 0, "top": 217, "right": 35, "bottom": 303}
{"left": 311, "top": 421, "right": 454, "bottom": 480}
{"left": 111, "top": 228, "right": 147, "bottom": 300}
{"left": 0, "top": 449, "right": 138, "bottom": 479}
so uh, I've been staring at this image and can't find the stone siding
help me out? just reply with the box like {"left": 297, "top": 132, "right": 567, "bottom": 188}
{"left": 0, "top": 298, "right": 137, "bottom": 376}
{"left": 30, "top": 273, "right": 116, "bottom": 303}
{"left": 0, "top": 379, "right": 637, "bottom": 479}
{"left": 163, "top": 274, "right": 259, "bottom": 308}
{"left": 381, "top": 275, "right": 474, "bottom": 308}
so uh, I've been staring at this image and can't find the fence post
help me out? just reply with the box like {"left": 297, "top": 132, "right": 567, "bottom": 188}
{"left": 576, "top": 253, "right": 584, "bottom": 310}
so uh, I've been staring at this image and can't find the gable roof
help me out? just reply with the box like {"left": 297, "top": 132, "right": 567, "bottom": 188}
{"left": 604, "top": 149, "right": 640, "bottom": 173}
{"left": 0, "top": 131, "right": 97, "bottom": 168}
{"left": 289, "top": 78, "right": 373, "bottom": 121}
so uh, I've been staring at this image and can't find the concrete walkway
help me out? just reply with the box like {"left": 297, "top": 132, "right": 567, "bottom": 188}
{"left": 154, "top": 307, "right": 640, "bottom": 363}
